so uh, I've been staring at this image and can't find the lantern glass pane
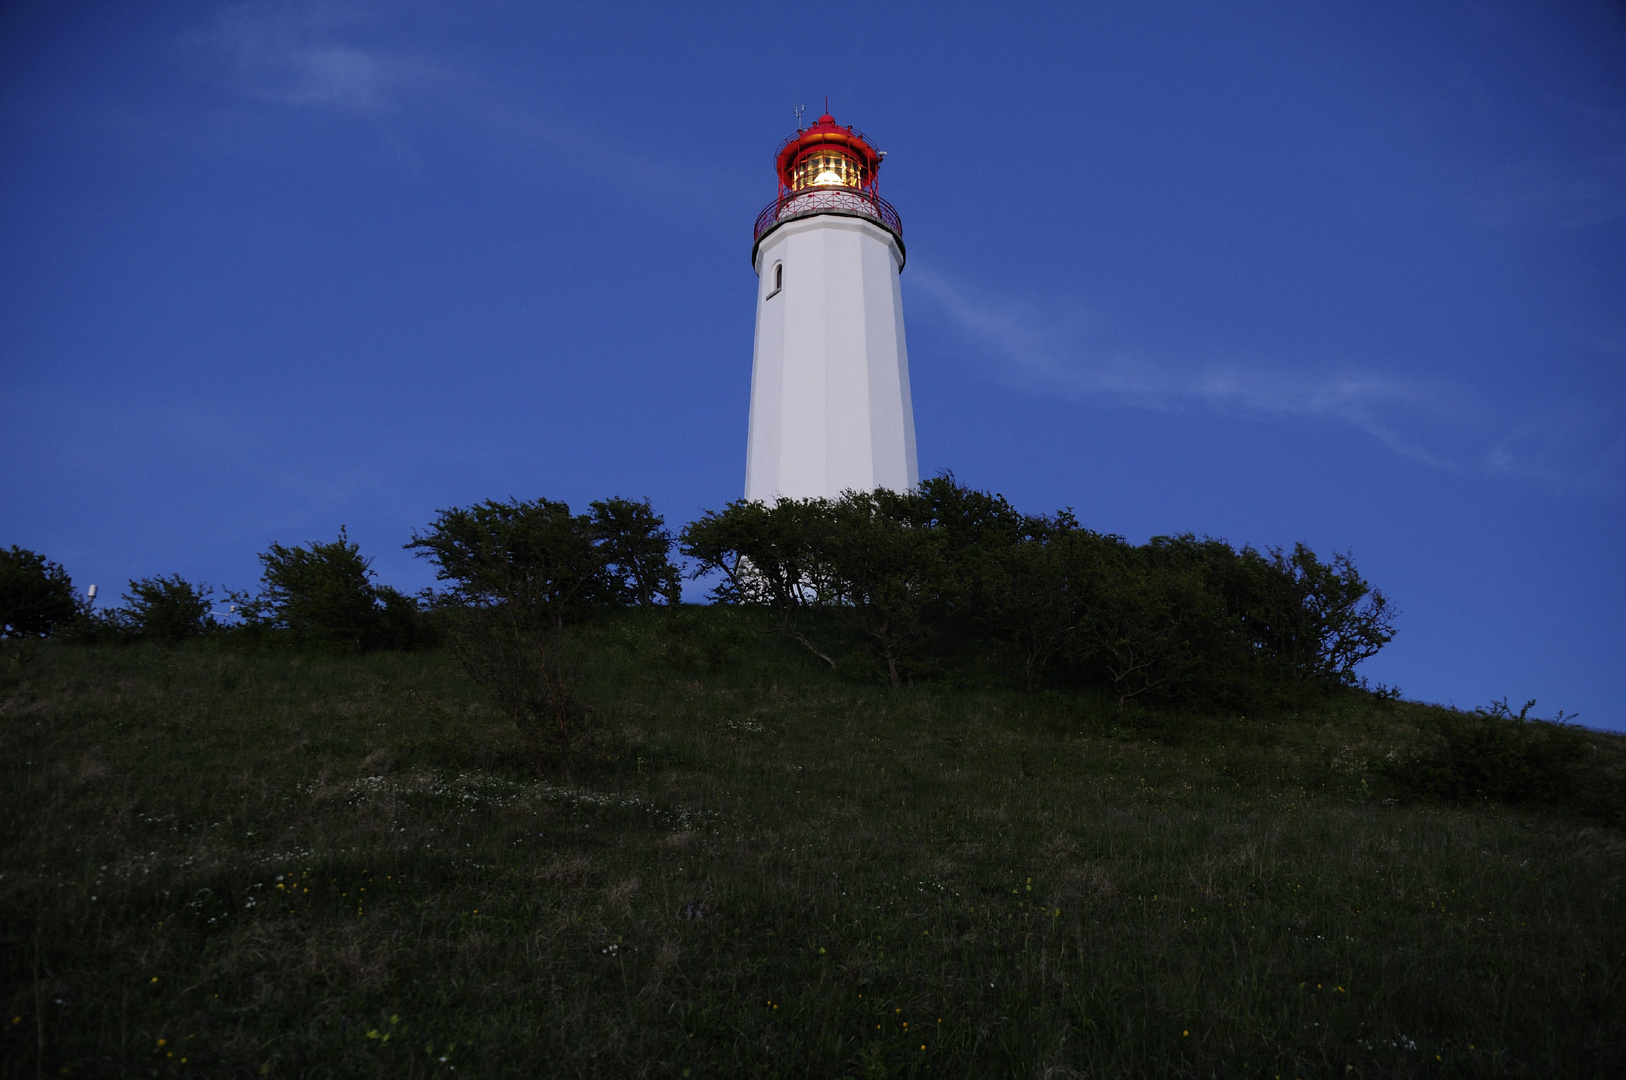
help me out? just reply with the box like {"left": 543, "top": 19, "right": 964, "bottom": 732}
{"left": 792, "top": 150, "right": 865, "bottom": 190}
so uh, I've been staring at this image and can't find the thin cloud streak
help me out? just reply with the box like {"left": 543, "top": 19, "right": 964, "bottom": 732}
{"left": 202, "top": 4, "right": 450, "bottom": 117}
{"left": 1464, "top": 94, "right": 1626, "bottom": 231}
{"left": 1485, "top": 393, "right": 1626, "bottom": 494}
{"left": 193, "top": 3, "right": 754, "bottom": 218}
{"left": 912, "top": 268, "right": 1625, "bottom": 495}
{"left": 1467, "top": 152, "right": 1626, "bottom": 231}
{"left": 909, "top": 266, "right": 1460, "bottom": 472}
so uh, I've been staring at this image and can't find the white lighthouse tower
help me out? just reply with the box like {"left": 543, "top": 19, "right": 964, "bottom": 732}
{"left": 744, "top": 113, "right": 919, "bottom": 501}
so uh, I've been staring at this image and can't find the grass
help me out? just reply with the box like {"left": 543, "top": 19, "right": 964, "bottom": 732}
{"left": 1, "top": 605, "right": 1622, "bottom": 1077}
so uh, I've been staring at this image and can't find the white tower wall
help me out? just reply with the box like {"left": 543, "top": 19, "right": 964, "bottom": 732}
{"left": 745, "top": 214, "right": 919, "bottom": 501}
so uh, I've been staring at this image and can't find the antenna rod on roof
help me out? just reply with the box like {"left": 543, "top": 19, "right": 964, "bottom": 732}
{"left": 794, "top": 102, "right": 805, "bottom": 130}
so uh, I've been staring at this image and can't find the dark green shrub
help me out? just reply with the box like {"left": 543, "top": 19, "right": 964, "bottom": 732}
{"left": 680, "top": 478, "right": 1400, "bottom": 702}
{"left": 235, "top": 528, "right": 418, "bottom": 651}
{"left": 1069, "top": 536, "right": 1222, "bottom": 704}
{"left": 1261, "top": 543, "right": 1397, "bottom": 685}
{"left": 376, "top": 585, "right": 435, "bottom": 650}
{"left": 974, "top": 512, "right": 1088, "bottom": 692}
{"left": 56, "top": 609, "right": 127, "bottom": 645}
{"left": 682, "top": 489, "right": 952, "bottom": 683}
{"left": 251, "top": 528, "right": 378, "bottom": 649}
{"left": 121, "top": 574, "right": 216, "bottom": 641}
{"left": 680, "top": 496, "right": 843, "bottom": 668}
{"left": 681, "top": 497, "right": 833, "bottom": 609}
{"left": 1096, "top": 534, "right": 1289, "bottom": 710}
{"left": 817, "top": 488, "right": 948, "bottom": 685}
{"left": 589, "top": 497, "right": 682, "bottom": 606}
{"left": 408, "top": 498, "right": 604, "bottom": 628}
{"left": 0, "top": 546, "right": 77, "bottom": 638}
{"left": 1383, "top": 699, "right": 1586, "bottom": 806}
{"left": 408, "top": 497, "right": 664, "bottom": 777}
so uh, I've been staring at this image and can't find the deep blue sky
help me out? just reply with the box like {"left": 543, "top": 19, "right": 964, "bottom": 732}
{"left": 3, "top": 2, "right": 1622, "bottom": 727}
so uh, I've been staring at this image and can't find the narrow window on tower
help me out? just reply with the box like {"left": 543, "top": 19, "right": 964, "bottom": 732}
{"left": 768, "top": 262, "right": 783, "bottom": 299}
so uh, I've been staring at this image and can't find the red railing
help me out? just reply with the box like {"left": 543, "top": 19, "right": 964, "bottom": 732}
{"left": 751, "top": 187, "right": 904, "bottom": 262}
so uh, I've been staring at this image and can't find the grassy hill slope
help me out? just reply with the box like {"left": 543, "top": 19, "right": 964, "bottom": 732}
{"left": 2, "top": 607, "right": 1622, "bottom": 1077}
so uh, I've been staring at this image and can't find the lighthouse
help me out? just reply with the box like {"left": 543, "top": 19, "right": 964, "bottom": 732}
{"left": 744, "top": 113, "right": 919, "bottom": 501}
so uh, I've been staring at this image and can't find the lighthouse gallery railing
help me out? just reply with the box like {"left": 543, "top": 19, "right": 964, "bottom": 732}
{"left": 751, "top": 187, "right": 904, "bottom": 262}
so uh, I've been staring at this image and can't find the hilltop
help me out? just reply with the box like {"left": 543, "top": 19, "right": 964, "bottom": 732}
{"left": 2, "top": 606, "right": 1622, "bottom": 1077}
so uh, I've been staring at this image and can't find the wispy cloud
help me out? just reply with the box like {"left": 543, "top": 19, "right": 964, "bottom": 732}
{"left": 1485, "top": 390, "right": 1626, "bottom": 492}
{"left": 910, "top": 267, "right": 1460, "bottom": 470}
{"left": 473, "top": 103, "right": 741, "bottom": 207}
{"left": 910, "top": 267, "right": 1622, "bottom": 494}
{"left": 1465, "top": 95, "right": 1626, "bottom": 231}
{"left": 190, "top": 3, "right": 745, "bottom": 211}
{"left": 198, "top": 3, "right": 451, "bottom": 117}
{"left": 1467, "top": 152, "right": 1626, "bottom": 231}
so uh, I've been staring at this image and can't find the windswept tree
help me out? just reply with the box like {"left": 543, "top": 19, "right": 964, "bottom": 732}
{"left": 682, "top": 489, "right": 953, "bottom": 685}
{"left": 589, "top": 497, "right": 682, "bottom": 607}
{"left": 122, "top": 574, "right": 216, "bottom": 642}
{"left": 235, "top": 528, "right": 412, "bottom": 651}
{"left": 914, "top": 475, "right": 1027, "bottom": 617}
{"left": 976, "top": 512, "right": 1093, "bottom": 692}
{"left": 409, "top": 498, "right": 602, "bottom": 628}
{"left": 916, "top": 473, "right": 1024, "bottom": 557}
{"left": 815, "top": 488, "right": 947, "bottom": 686}
{"left": 0, "top": 546, "right": 77, "bottom": 639}
{"left": 1264, "top": 543, "right": 1398, "bottom": 685}
{"left": 681, "top": 476, "right": 1401, "bottom": 702}
{"left": 680, "top": 496, "right": 841, "bottom": 667}
{"left": 408, "top": 498, "right": 612, "bottom": 779}
{"left": 1070, "top": 538, "right": 1221, "bottom": 704}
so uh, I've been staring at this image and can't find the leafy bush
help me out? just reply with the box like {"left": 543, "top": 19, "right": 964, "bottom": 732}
{"left": 437, "top": 604, "right": 598, "bottom": 780}
{"left": 1261, "top": 543, "right": 1397, "bottom": 685}
{"left": 817, "top": 489, "right": 948, "bottom": 685}
{"left": 680, "top": 496, "right": 843, "bottom": 668}
{"left": 409, "top": 496, "right": 682, "bottom": 625}
{"left": 682, "top": 490, "right": 950, "bottom": 683}
{"left": 235, "top": 528, "right": 420, "bottom": 651}
{"left": 681, "top": 477, "right": 1399, "bottom": 702}
{"left": 121, "top": 574, "right": 216, "bottom": 641}
{"left": 1382, "top": 699, "right": 1587, "bottom": 806}
{"left": 47, "top": 479, "right": 1398, "bottom": 712}
{"left": 0, "top": 546, "right": 77, "bottom": 638}
{"left": 1070, "top": 536, "right": 1223, "bottom": 703}
{"left": 410, "top": 499, "right": 604, "bottom": 628}
{"left": 590, "top": 497, "right": 682, "bottom": 606}
{"left": 375, "top": 585, "right": 429, "bottom": 650}
{"left": 974, "top": 517, "right": 1081, "bottom": 692}
{"left": 408, "top": 499, "right": 637, "bottom": 777}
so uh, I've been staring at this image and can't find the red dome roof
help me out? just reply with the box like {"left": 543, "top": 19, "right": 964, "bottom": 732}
{"left": 774, "top": 113, "right": 882, "bottom": 191}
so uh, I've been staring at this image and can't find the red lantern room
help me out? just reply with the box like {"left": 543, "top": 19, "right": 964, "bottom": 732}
{"left": 752, "top": 112, "right": 903, "bottom": 266}
{"left": 774, "top": 113, "right": 884, "bottom": 193}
